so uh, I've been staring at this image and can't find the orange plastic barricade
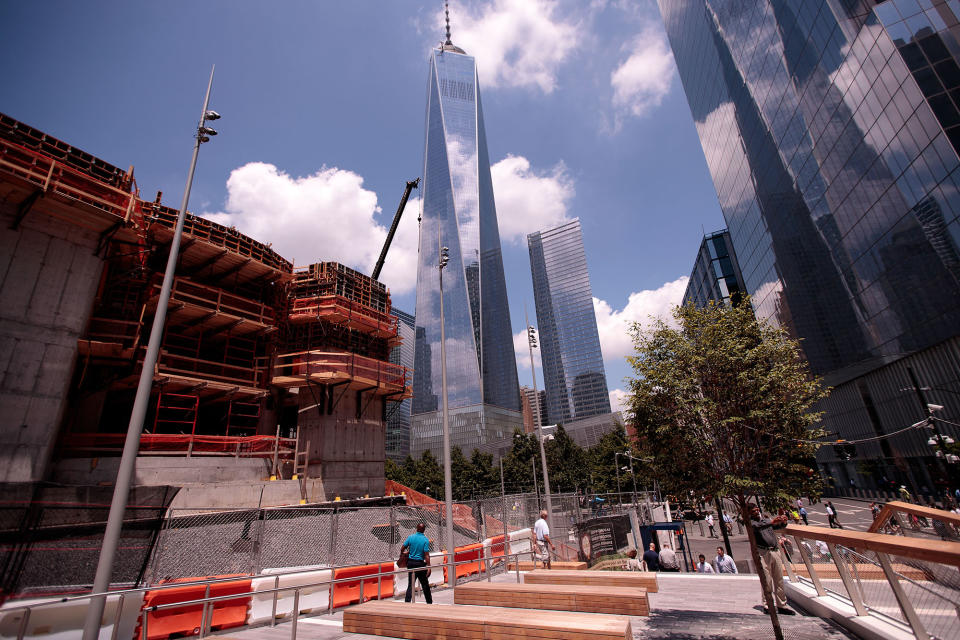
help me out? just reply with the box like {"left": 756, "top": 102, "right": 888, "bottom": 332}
{"left": 138, "top": 575, "right": 251, "bottom": 640}
{"left": 442, "top": 543, "right": 484, "bottom": 584}
{"left": 331, "top": 562, "right": 394, "bottom": 609}
{"left": 488, "top": 534, "right": 505, "bottom": 564}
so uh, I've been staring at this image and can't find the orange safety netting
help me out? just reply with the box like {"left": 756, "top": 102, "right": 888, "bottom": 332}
{"left": 62, "top": 432, "right": 296, "bottom": 457}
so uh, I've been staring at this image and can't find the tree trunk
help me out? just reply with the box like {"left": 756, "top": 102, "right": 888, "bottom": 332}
{"left": 714, "top": 496, "right": 733, "bottom": 556}
{"left": 739, "top": 498, "right": 783, "bottom": 640}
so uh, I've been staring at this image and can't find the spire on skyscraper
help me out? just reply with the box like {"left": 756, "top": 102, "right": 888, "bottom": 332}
{"left": 441, "top": 1, "right": 465, "bottom": 54}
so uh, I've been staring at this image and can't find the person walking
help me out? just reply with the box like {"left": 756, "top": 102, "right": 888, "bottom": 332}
{"left": 750, "top": 505, "right": 794, "bottom": 615}
{"left": 402, "top": 523, "right": 432, "bottom": 604}
{"left": 706, "top": 513, "right": 717, "bottom": 538}
{"left": 626, "top": 548, "right": 644, "bottom": 571}
{"left": 799, "top": 505, "right": 808, "bottom": 526}
{"left": 533, "top": 509, "right": 555, "bottom": 569}
{"left": 659, "top": 545, "right": 680, "bottom": 572}
{"left": 642, "top": 542, "right": 660, "bottom": 572}
{"left": 714, "top": 546, "right": 738, "bottom": 574}
{"left": 695, "top": 553, "right": 715, "bottom": 573}
{"left": 826, "top": 501, "right": 844, "bottom": 529}
{"left": 723, "top": 512, "right": 733, "bottom": 534}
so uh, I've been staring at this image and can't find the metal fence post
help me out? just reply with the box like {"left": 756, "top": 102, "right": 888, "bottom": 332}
{"left": 877, "top": 552, "right": 928, "bottom": 639}
{"left": 290, "top": 589, "right": 300, "bottom": 640}
{"left": 271, "top": 575, "right": 279, "bottom": 626}
{"left": 328, "top": 507, "right": 338, "bottom": 567}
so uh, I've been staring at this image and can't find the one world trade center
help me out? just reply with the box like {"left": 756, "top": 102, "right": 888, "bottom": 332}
{"left": 411, "top": 26, "right": 522, "bottom": 459}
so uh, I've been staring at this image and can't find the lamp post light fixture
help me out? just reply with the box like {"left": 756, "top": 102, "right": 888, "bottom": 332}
{"left": 437, "top": 240, "right": 456, "bottom": 594}
{"left": 525, "top": 307, "right": 554, "bottom": 537}
{"left": 82, "top": 66, "right": 220, "bottom": 640}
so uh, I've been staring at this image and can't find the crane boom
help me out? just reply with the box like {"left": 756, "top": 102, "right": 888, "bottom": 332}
{"left": 372, "top": 177, "right": 420, "bottom": 280}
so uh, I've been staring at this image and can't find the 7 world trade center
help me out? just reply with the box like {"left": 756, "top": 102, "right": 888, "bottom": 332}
{"left": 660, "top": 0, "right": 960, "bottom": 493}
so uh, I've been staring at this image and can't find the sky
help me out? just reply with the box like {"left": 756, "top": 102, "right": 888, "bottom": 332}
{"left": 0, "top": 0, "right": 726, "bottom": 412}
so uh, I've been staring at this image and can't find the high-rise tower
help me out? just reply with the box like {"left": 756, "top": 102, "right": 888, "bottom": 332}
{"left": 411, "top": 26, "right": 522, "bottom": 459}
{"left": 528, "top": 219, "right": 610, "bottom": 424}
{"left": 659, "top": 0, "right": 960, "bottom": 494}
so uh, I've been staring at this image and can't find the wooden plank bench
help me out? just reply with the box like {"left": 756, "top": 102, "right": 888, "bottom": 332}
{"left": 343, "top": 600, "right": 631, "bottom": 639}
{"left": 507, "top": 560, "right": 587, "bottom": 571}
{"left": 523, "top": 569, "right": 658, "bottom": 593}
{"left": 454, "top": 581, "right": 648, "bottom": 616}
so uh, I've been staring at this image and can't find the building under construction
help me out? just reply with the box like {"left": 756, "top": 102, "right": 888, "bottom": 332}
{"left": 0, "top": 113, "right": 410, "bottom": 503}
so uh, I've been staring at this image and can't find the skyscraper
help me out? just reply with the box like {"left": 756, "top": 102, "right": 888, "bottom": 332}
{"left": 387, "top": 309, "right": 415, "bottom": 462}
{"left": 660, "top": 0, "right": 960, "bottom": 494}
{"left": 683, "top": 229, "right": 746, "bottom": 308}
{"left": 411, "top": 29, "right": 522, "bottom": 459}
{"left": 528, "top": 219, "right": 610, "bottom": 424}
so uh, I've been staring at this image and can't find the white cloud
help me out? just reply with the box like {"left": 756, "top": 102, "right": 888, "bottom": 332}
{"left": 447, "top": 0, "right": 581, "bottom": 93}
{"left": 491, "top": 155, "right": 574, "bottom": 242}
{"left": 593, "top": 276, "right": 688, "bottom": 364}
{"left": 610, "top": 29, "right": 675, "bottom": 121}
{"left": 608, "top": 388, "right": 628, "bottom": 413}
{"left": 203, "top": 162, "right": 419, "bottom": 295}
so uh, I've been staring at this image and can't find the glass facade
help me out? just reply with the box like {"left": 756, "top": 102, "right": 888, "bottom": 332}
{"left": 660, "top": 0, "right": 960, "bottom": 493}
{"left": 684, "top": 229, "right": 747, "bottom": 307}
{"left": 412, "top": 42, "right": 522, "bottom": 459}
{"left": 528, "top": 219, "right": 611, "bottom": 424}
{"left": 387, "top": 309, "right": 415, "bottom": 462}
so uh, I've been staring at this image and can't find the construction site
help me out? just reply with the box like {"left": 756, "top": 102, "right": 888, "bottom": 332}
{"left": 0, "top": 111, "right": 412, "bottom": 506}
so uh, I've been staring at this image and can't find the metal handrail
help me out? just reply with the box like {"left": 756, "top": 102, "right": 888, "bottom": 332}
{"left": 140, "top": 550, "right": 530, "bottom": 640}
{"left": 839, "top": 545, "right": 960, "bottom": 608}
{"left": 0, "top": 544, "right": 520, "bottom": 615}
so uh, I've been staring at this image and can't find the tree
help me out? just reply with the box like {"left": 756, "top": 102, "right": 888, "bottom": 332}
{"left": 468, "top": 449, "right": 498, "bottom": 497}
{"left": 450, "top": 446, "right": 472, "bottom": 500}
{"left": 625, "top": 300, "right": 828, "bottom": 640}
{"left": 545, "top": 424, "right": 589, "bottom": 493}
{"left": 384, "top": 457, "right": 408, "bottom": 487}
{"left": 414, "top": 450, "right": 444, "bottom": 498}
{"left": 586, "top": 425, "right": 632, "bottom": 495}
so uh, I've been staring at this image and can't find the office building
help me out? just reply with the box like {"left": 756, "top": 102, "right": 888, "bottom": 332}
{"left": 659, "top": 0, "right": 960, "bottom": 494}
{"left": 684, "top": 229, "right": 747, "bottom": 307}
{"left": 411, "top": 30, "right": 522, "bottom": 459}
{"left": 387, "top": 309, "right": 416, "bottom": 461}
{"left": 528, "top": 219, "right": 611, "bottom": 424}
{"left": 520, "top": 386, "right": 547, "bottom": 433}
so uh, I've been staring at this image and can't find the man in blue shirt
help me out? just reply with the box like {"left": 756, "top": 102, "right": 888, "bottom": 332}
{"left": 402, "top": 522, "right": 432, "bottom": 603}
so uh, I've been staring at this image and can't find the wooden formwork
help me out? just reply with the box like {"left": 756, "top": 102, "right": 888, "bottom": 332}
{"left": 292, "top": 262, "right": 390, "bottom": 314}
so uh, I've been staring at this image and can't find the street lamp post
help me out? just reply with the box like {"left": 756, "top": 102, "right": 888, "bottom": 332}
{"left": 525, "top": 309, "right": 553, "bottom": 537}
{"left": 615, "top": 452, "right": 622, "bottom": 498}
{"left": 437, "top": 240, "right": 456, "bottom": 594}
{"left": 82, "top": 66, "right": 220, "bottom": 640}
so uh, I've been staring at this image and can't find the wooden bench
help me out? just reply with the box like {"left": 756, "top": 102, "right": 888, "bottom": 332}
{"left": 507, "top": 560, "right": 587, "bottom": 571}
{"left": 343, "top": 600, "right": 632, "bottom": 639}
{"left": 523, "top": 569, "right": 658, "bottom": 593}
{"left": 454, "top": 581, "right": 648, "bottom": 616}
{"left": 786, "top": 562, "right": 928, "bottom": 581}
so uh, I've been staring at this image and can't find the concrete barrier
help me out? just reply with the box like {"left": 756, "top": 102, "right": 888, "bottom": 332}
{"left": 0, "top": 592, "right": 143, "bottom": 640}
{"left": 249, "top": 566, "right": 332, "bottom": 624}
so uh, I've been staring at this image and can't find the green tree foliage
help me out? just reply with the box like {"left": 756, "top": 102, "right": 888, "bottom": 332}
{"left": 625, "top": 300, "right": 828, "bottom": 639}
{"left": 544, "top": 425, "right": 589, "bottom": 493}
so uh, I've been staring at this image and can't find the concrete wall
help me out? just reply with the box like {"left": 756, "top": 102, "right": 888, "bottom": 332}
{"left": 0, "top": 204, "right": 103, "bottom": 482}
{"left": 298, "top": 388, "right": 385, "bottom": 499}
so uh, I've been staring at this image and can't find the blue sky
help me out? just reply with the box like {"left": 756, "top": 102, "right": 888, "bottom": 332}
{"left": 0, "top": 0, "right": 725, "bottom": 409}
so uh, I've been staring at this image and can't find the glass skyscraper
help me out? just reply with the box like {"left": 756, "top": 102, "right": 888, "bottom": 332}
{"left": 683, "top": 229, "right": 747, "bottom": 308}
{"left": 528, "top": 219, "right": 611, "bottom": 424}
{"left": 411, "top": 36, "right": 522, "bottom": 459}
{"left": 660, "top": 0, "right": 960, "bottom": 495}
{"left": 387, "top": 309, "right": 415, "bottom": 462}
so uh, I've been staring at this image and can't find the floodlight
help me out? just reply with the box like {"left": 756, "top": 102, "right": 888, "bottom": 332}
{"left": 199, "top": 126, "right": 218, "bottom": 136}
{"left": 204, "top": 110, "right": 221, "bottom": 120}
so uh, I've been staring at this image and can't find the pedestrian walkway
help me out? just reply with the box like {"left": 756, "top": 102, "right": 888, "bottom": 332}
{"left": 215, "top": 572, "right": 855, "bottom": 639}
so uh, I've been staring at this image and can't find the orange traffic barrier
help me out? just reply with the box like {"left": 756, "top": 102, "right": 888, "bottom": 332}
{"left": 488, "top": 535, "right": 505, "bottom": 564}
{"left": 331, "top": 562, "right": 394, "bottom": 609}
{"left": 138, "top": 575, "right": 251, "bottom": 640}
{"left": 443, "top": 543, "right": 485, "bottom": 584}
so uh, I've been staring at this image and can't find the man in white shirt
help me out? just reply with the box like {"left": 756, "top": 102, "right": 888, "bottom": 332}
{"left": 659, "top": 545, "right": 680, "bottom": 571}
{"left": 696, "top": 553, "right": 715, "bottom": 573}
{"left": 714, "top": 546, "right": 738, "bottom": 573}
{"left": 706, "top": 513, "right": 716, "bottom": 538}
{"left": 533, "top": 510, "right": 554, "bottom": 569}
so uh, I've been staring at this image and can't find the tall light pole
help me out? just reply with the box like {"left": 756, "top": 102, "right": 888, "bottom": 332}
{"left": 615, "top": 452, "right": 622, "bottom": 497}
{"left": 437, "top": 239, "right": 456, "bottom": 594}
{"left": 82, "top": 66, "right": 220, "bottom": 640}
{"left": 525, "top": 307, "right": 553, "bottom": 537}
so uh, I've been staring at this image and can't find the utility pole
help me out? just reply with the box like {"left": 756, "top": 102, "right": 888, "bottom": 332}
{"left": 83, "top": 66, "right": 220, "bottom": 640}
{"left": 500, "top": 457, "right": 507, "bottom": 560}
{"left": 907, "top": 366, "right": 958, "bottom": 489}
{"left": 437, "top": 237, "right": 456, "bottom": 595}
{"left": 525, "top": 307, "right": 554, "bottom": 536}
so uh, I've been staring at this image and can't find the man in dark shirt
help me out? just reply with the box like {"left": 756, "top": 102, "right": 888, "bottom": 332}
{"left": 750, "top": 505, "right": 793, "bottom": 615}
{"left": 642, "top": 542, "right": 660, "bottom": 571}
